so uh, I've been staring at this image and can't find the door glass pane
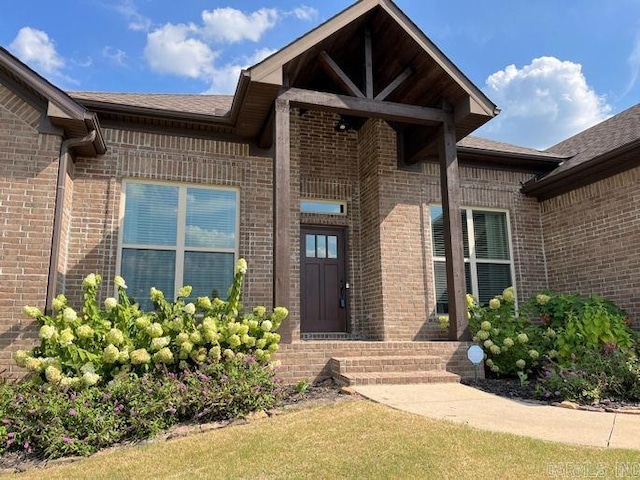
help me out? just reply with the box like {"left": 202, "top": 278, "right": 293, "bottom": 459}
{"left": 306, "top": 235, "right": 316, "bottom": 258}
{"left": 327, "top": 236, "right": 338, "bottom": 259}
{"left": 473, "top": 211, "right": 510, "bottom": 260}
{"left": 121, "top": 249, "right": 175, "bottom": 310}
{"left": 186, "top": 188, "right": 236, "bottom": 248}
{"left": 316, "top": 235, "right": 327, "bottom": 258}
{"left": 184, "top": 252, "right": 235, "bottom": 301}
{"left": 477, "top": 263, "right": 512, "bottom": 305}
{"left": 123, "top": 183, "right": 178, "bottom": 246}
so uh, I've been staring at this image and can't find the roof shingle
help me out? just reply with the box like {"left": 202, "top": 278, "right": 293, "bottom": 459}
{"left": 68, "top": 91, "right": 233, "bottom": 117}
{"left": 546, "top": 104, "right": 640, "bottom": 175}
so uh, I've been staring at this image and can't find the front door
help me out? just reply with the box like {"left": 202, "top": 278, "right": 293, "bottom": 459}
{"left": 300, "top": 226, "right": 348, "bottom": 333}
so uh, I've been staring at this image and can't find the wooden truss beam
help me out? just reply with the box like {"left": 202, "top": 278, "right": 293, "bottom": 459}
{"left": 375, "top": 67, "right": 413, "bottom": 101}
{"left": 364, "top": 30, "right": 374, "bottom": 99}
{"left": 318, "top": 51, "right": 365, "bottom": 98}
{"left": 278, "top": 87, "right": 448, "bottom": 125}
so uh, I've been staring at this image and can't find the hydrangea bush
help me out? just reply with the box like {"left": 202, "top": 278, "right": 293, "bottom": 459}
{"left": 16, "top": 259, "right": 288, "bottom": 388}
{"left": 469, "top": 288, "right": 639, "bottom": 402}
{"left": 468, "top": 288, "right": 549, "bottom": 377}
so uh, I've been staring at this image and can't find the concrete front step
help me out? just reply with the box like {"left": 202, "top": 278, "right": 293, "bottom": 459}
{"left": 330, "top": 355, "right": 445, "bottom": 375}
{"left": 336, "top": 370, "right": 461, "bottom": 386}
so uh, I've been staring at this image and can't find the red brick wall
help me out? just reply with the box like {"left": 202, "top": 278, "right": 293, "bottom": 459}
{"left": 0, "top": 83, "right": 61, "bottom": 374}
{"left": 65, "top": 128, "right": 274, "bottom": 313}
{"left": 541, "top": 166, "right": 640, "bottom": 329}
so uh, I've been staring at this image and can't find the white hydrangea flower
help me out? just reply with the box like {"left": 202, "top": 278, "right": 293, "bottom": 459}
{"left": 104, "top": 297, "right": 118, "bottom": 311}
{"left": 82, "top": 371, "right": 100, "bottom": 387}
{"left": 82, "top": 273, "right": 98, "bottom": 288}
{"left": 489, "top": 298, "right": 501, "bottom": 310}
{"left": 114, "top": 276, "right": 127, "bottom": 289}
{"left": 52, "top": 294, "right": 67, "bottom": 312}
{"left": 261, "top": 320, "right": 273, "bottom": 332}
{"left": 62, "top": 307, "right": 78, "bottom": 323}
{"left": 39, "top": 325, "right": 57, "bottom": 340}
{"left": 516, "top": 359, "right": 526, "bottom": 370}
{"left": 177, "top": 286, "right": 193, "bottom": 298}
{"left": 183, "top": 303, "right": 196, "bottom": 315}
{"left": 235, "top": 258, "right": 248, "bottom": 275}
{"left": 22, "top": 306, "right": 43, "bottom": 319}
{"left": 45, "top": 365, "right": 63, "bottom": 384}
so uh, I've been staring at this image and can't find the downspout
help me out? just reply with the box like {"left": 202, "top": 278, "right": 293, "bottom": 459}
{"left": 45, "top": 130, "right": 97, "bottom": 313}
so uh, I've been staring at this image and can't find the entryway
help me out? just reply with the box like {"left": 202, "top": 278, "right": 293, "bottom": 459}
{"left": 300, "top": 226, "right": 348, "bottom": 333}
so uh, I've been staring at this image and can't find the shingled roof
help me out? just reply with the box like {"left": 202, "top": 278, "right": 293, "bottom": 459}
{"left": 458, "top": 136, "right": 565, "bottom": 160}
{"left": 522, "top": 103, "right": 640, "bottom": 199}
{"left": 69, "top": 92, "right": 233, "bottom": 117}
{"left": 546, "top": 103, "right": 640, "bottom": 176}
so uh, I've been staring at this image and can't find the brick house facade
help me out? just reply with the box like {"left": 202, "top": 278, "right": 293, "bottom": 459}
{"left": 1, "top": 0, "right": 638, "bottom": 382}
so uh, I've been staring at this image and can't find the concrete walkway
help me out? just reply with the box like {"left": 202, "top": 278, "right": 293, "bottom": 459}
{"left": 354, "top": 383, "right": 640, "bottom": 450}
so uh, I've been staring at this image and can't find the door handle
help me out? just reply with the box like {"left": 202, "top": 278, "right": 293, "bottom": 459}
{"left": 339, "top": 281, "right": 346, "bottom": 309}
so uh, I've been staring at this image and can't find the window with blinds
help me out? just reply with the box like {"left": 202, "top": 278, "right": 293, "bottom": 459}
{"left": 118, "top": 181, "right": 238, "bottom": 309}
{"left": 430, "top": 205, "right": 514, "bottom": 314}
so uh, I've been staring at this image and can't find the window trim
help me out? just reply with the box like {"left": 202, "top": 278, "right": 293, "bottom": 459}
{"left": 430, "top": 205, "right": 517, "bottom": 313}
{"left": 300, "top": 198, "right": 347, "bottom": 215}
{"left": 115, "top": 179, "right": 240, "bottom": 300}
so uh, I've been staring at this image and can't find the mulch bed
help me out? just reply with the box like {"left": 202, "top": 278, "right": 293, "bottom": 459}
{"left": 462, "top": 377, "right": 640, "bottom": 413}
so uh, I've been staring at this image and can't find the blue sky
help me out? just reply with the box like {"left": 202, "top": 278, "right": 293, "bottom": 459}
{"left": 1, "top": 0, "right": 639, "bottom": 149}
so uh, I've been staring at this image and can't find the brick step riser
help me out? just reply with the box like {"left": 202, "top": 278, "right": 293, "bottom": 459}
{"left": 337, "top": 373, "right": 460, "bottom": 387}
{"left": 336, "top": 362, "right": 445, "bottom": 374}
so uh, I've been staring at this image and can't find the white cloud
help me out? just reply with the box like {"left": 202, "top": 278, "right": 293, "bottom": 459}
{"left": 142, "top": 5, "right": 312, "bottom": 92}
{"left": 144, "top": 23, "right": 216, "bottom": 78}
{"left": 113, "top": 0, "right": 151, "bottom": 32}
{"left": 478, "top": 56, "right": 611, "bottom": 149}
{"left": 291, "top": 6, "right": 318, "bottom": 21}
{"left": 102, "top": 46, "right": 127, "bottom": 66}
{"left": 201, "top": 7, "right": 279, "bottom": 43}
{"left": 203, "top": 48, "right": 277, "bottom": 94}
{"left": 9, "top": 27, "right": 65, "bottom": 75}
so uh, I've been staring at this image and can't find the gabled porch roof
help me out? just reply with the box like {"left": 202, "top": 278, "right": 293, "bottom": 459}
{"left": 233, "top": 0, "right": 498, "bottom": 149}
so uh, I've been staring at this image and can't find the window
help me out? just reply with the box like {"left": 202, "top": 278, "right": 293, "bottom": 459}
{"left": 430, "top": 205, "right": 514, "bottom": 314}
{"left": 118, "top": 181, "right": 238, "bottom": 309}
{"left": 300, "top": 199, "right": 346, "bottom": 215}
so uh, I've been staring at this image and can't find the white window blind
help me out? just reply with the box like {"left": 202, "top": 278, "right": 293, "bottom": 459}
{"left": 430, "top": 206, "right": 514, "bottom": 314}
{"left": 119, "top": 181, "right": 238, "bottom": 309}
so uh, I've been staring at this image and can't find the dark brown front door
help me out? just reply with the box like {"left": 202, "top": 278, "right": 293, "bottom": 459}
{"left": 300, "top": 226, "right": 348, "bottom": 333}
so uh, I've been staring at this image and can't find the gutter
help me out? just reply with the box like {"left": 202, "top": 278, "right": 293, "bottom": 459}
{"left": 45, "top": 130, "right": 98, "bottom": 313}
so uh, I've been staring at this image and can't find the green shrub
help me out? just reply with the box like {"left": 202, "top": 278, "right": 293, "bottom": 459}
{"left": 0, "top": 357, "right": 282, "bottom": 459}
{"left": 537, "top": 348, "right": 640, "bottom": 403}
{"left": 16, "top": 259, "right": 288, "bottom": 387}
{"left": 525, "top": 292, "right": 633, "bottom": 363}
{"left": 468, "top": 288, "right": 549, "bottom": 377}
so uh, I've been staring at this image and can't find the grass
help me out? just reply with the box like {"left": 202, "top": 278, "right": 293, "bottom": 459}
{"left": 10, "top": 400, "right": 640, "bottom": 480}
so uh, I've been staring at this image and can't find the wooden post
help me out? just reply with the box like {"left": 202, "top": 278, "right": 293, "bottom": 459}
{"left": 438, "top": 108, "right": 470, "bottom": 341}
{"left": 274, "top": 98, "right": 292, "bottom": 342}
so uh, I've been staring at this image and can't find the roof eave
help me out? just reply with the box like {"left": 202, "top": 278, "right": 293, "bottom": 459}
{"left": 522, "top": 138, "right": 640, "bottom": 200}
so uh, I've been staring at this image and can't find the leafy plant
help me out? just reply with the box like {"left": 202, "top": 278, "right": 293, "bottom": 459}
{"left": 16, "top": 259, "right": 288, "bottom": 387}
{"left": 0, "top": 357, "right": 283, "bottom": 459}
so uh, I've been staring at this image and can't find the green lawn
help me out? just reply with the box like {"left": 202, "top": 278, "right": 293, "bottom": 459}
{"left": 11, "top": 400, "right": 640, "bottom": 479}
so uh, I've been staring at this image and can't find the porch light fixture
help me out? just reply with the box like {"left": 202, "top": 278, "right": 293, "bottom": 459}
{"left": 334, "top": 115, "right": 352, "bottom": 132}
